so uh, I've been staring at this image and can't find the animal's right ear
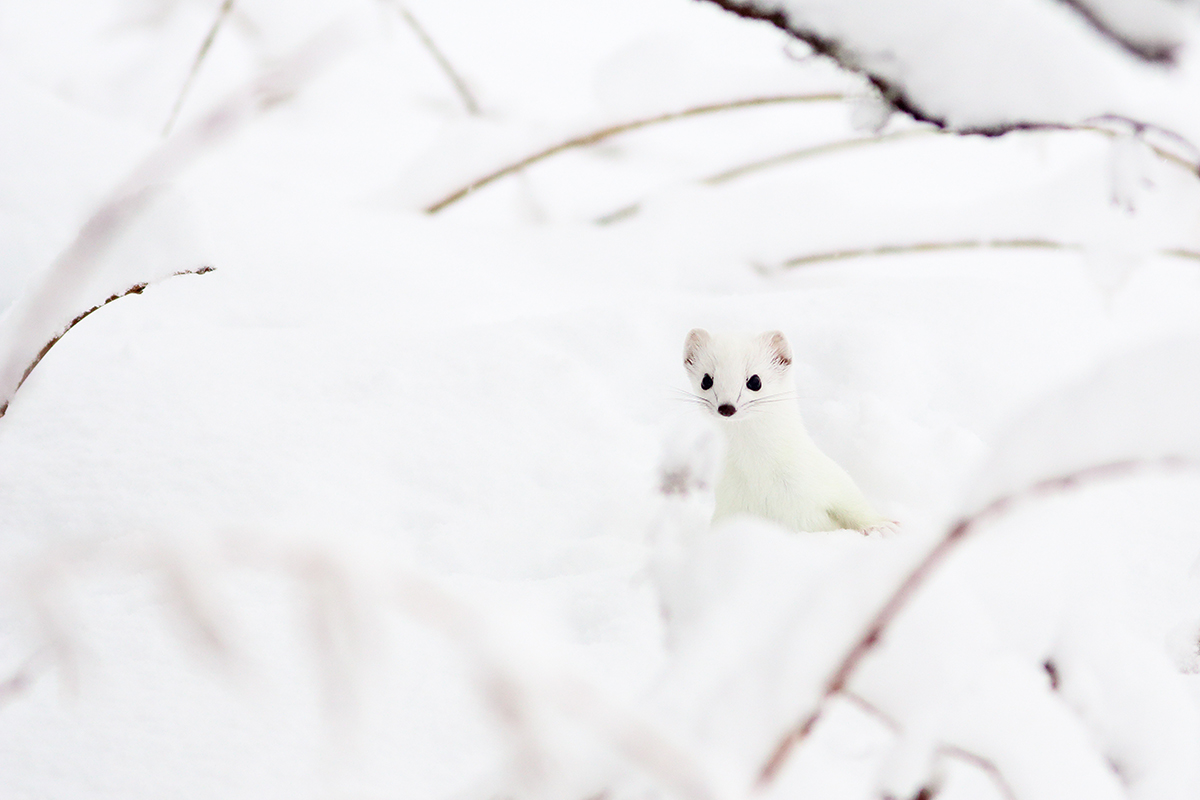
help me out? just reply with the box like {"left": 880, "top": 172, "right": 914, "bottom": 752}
{"left": 761, "top": 330, "right": 792, "bottom": 369}
{"left": 683, "top": 329, "right": 710, "bottom": 368}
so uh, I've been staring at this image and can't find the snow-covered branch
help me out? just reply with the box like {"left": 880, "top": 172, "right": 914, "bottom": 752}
{"left": 701, "top": 0, "right": 1200, "bottom": 141}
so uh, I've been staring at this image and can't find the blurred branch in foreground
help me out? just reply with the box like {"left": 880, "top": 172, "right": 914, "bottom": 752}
{"left": 9, "top": 530, "right": 725, "bottom": 800}
{"left": 758, "top": 456, "right": 1199, "bottom": 788}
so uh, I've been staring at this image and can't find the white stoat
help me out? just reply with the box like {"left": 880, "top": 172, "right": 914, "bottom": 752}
{"left": 682, "top": 328, "right": 889, "bottom": 534}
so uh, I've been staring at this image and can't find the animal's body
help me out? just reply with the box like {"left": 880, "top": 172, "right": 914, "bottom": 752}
{"left": 682, "top": 328, "right": 888, "bottom": 533}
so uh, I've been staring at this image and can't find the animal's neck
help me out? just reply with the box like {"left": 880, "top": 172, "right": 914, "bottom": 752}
{"left": 721, "top": 404, "right": 813, "bottom": 467}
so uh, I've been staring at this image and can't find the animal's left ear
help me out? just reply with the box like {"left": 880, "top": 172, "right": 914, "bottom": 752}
{"left": 683, "top": 328, "right": 711, "bottom": 368}
{"left": 761, "top": 330, "right": 792, "bottom": 368}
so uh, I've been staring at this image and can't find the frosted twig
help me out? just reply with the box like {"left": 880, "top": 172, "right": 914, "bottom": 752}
{"left": 0, "top": 24, "right": 349, "bottom": 419}
{"left": 423, "top": 93, "right": 851, "bottom": 213}
{"left": 758, "top": 456, "right": 1198, "bottom": 788}
{"left": 387, "top": 1, "right": 480, "bottom": 115}
{"left": 163, "top": 0, "right": 236, "bottom": 137}
{"left": 0, "top": 268, "right": 214, "bottom": 419}
{"left": 778, "top": 240, "right": 1200, "bottom": 269}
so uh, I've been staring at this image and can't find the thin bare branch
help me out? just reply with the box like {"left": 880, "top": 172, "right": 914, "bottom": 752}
{"left": 758, "top": 456, "right": 1198, "bottom": 788}
{"left": 388, "top": 2, "right": 480, "bottom": 115}
{"left": 778, "top": 240, "right": 1200, "bottom": 270}
{"left": 423, "top": 93, "right": 852, "bottom": 213}
{"left": 594, "top": 121, "right": 1198, "bottom": 227}
{"left": 163, "top": 0, "right": 236, "bottom": 137}
{"left": 706, "top": 128, "right": 935, "bottom": 185}
{"left": 1054, "top": 0, "right": 1178, "bottom": 64}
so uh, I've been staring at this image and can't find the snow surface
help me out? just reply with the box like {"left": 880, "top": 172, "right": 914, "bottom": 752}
{"left": 1, "top": 1, "right": 1200, "bottom": 799}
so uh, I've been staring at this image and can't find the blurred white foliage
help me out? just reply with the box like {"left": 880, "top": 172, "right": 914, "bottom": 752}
{"left": 2, "top": 0, "right": 1200, "bottom": 798}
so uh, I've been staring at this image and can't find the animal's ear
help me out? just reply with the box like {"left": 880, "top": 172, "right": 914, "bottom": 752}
{"left": 683, "top": 329, "right": 711, "bottom": 368}
{"left": 761, "top": 330, "right": 792, "bottom": 368}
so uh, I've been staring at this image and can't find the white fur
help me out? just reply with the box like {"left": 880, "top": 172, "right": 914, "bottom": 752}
{"left": 682, "top": 328, "right": 888, "bottom": 533}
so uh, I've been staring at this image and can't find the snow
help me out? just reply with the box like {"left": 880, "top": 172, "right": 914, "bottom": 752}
{"left": 2, "top": 0, "right": 1200, "bottom": 798}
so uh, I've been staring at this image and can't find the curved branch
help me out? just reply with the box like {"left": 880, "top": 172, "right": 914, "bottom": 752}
{"left": 423, "top": 92, "right": 852, "bottom": 213}
{"left": 0, "top": 267, "right": 216, "bottom": 419}
{"left": 758, "top": 456, "right": 1197, "bottom": 787}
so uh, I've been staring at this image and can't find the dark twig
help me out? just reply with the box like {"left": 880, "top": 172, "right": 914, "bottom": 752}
{"left": 0, "top": 268, "right": 216, "bottom": 419}
{"left": 389, "top": 2, "right": 480, "bottom": 115}
{"left": 758, "top": 456, "right": 1196, "bottom": 787}
{"left": 423, "top": 93, "right": 850, "bottom": 213}
{"left": 1053, "top": 0, "right": 1178, "bottom": 64}
{"left": 163, "top": 0, "right": 236, "bottom": 137}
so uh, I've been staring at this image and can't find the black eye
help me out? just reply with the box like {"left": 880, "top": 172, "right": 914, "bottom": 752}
{"left": 700, "top": 374, "right": 713, "bottom": 391}
{"left": 747, "top": 375, "right": 761, "bottom": 391}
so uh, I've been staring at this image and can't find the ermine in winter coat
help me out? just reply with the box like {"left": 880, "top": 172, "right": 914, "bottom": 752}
{"left": 683, "top": 328, "right": 889, "bottom": 534}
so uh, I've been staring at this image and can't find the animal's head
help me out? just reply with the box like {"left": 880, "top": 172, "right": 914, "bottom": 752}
{"left": 682, "top": 329, "right": 793, "bottom": 420}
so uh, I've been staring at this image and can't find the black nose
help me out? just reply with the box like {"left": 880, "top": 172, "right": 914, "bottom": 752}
{"left": 718, "top": 404, "right": 736, "bottom": 417}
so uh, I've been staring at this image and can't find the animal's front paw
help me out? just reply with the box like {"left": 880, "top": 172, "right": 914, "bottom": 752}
{"left": 861, "top": 520, "right": 900, "bottom": 538}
